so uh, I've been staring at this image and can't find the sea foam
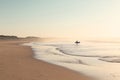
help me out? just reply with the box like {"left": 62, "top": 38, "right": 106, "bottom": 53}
{"left": 24, "top": 41, "right": 120, "bottom": 80}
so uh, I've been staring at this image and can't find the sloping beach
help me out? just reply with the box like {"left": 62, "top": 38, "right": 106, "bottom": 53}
{"left": 0, "top": 40, "right": 90, "bottom": 80}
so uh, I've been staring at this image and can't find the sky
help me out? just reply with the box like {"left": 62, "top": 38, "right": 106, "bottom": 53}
{"left": 0, "top": 0, "right": 120, "bottom": 39}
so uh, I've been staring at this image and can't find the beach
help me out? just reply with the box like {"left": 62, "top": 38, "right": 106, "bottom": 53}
{"left": 0, "top": 40, "right": 90, "bottom": 80}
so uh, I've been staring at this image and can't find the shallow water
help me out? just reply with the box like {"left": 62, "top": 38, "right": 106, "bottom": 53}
{"left": 25, "top": 41, "right": 120, "bottom": 80}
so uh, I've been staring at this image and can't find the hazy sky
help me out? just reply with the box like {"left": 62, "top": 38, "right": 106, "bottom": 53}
{"left": 1, "top": 0, "right": 120, "bottom": 38}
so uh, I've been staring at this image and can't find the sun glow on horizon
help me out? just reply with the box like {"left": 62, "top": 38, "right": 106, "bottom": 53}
{"left": 0, "top": 0, "right": 120, "bottom": 38}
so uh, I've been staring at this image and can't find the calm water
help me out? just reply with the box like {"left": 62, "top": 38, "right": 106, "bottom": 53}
{"left": 25, "top": 41, "right": 120, "bottom": 80}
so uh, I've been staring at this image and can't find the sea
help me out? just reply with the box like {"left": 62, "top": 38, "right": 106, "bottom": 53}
{"left": 24, "top": 39, "right": 120, "bottom": 80}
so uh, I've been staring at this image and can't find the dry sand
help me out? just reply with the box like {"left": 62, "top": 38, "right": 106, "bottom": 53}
{"left": 0, "top": 40, "right": 92, "bottom": 80}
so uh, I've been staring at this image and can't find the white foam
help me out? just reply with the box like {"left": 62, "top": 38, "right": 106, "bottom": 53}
{"left": 25, "top": 42, "right": 120, "bottom": 80}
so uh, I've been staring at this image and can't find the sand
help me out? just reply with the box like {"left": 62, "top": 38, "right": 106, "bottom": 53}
{"left": 0, "top": 40, "right": 91, "bottom": 80}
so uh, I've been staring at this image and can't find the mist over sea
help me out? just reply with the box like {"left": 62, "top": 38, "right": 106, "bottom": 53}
{"left": 25, "top": 38, "right": 120, "bottom": 80}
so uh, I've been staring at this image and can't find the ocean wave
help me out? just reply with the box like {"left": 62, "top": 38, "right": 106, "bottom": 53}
{"left": 25, "top": 42, "right": 120, "bottom": 80}
{"left": 99, "top": 57, "right": 120, "bottom": 63}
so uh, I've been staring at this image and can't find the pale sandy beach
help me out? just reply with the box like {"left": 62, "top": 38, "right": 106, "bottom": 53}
{"left": 0, "top": 40, "right": 91, "bottom": 80}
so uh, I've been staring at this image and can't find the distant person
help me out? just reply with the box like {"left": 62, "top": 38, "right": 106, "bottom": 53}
{"left": 75, "top": 41, "right": 80, "bottom": 45}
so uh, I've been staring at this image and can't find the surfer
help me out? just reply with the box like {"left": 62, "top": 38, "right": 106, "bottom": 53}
{"left": 75, "top": 41, "right": 80, "bottom": 45}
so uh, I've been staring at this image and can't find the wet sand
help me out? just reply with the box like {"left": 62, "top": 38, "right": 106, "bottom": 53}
{"left": 0, "top": 40, "right": 91, "bottom": 80}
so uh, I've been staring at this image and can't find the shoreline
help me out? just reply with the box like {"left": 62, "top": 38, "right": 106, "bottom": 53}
{"left": 0, "top": 40, "right": 92, "bottom": 80}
